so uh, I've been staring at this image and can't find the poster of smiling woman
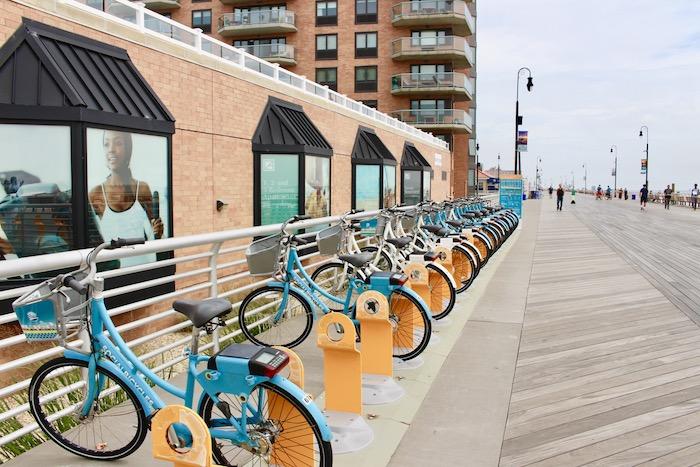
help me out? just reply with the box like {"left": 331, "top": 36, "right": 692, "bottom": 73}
{"left": 87, "top": 128, "right": 170, "bottom": 268}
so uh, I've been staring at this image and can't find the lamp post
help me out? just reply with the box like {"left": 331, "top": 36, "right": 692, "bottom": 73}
{"left": 475, "top": 142, "right": 480, "bottom": 197}
{"left": 582, "top": 163, "right": 587, "bottom": 194}
{"left": 497, "top": 153, "right": 501, "bottom": 183}
{"left": 514, "top": 67, "right": 533, "bottom": 175}
{"left": 639, "top": 126, "right": 649, "bottom": 187}
{"left": 535, "top": 157, "right": 542, "bottom": 192}
{"left": 610, "top": 145, "right": 618, "bottom": 194}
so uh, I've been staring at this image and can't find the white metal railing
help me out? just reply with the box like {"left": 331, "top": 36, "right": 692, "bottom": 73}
{"left": 391, "top": 0, "right": 475, "bottom": 33}
{"left": 234, "top": 43, "right": 295, "bottom": 61}
{"left": 0, "top": 197, "right": 487, "bottom": 452}
{"left": 390, "top": 108, "right": 474, "bottom": 130}
{"left": 391, "top": 36, "right": 475, "bottom": 65}
{"left": 391, "top": 72, "right": 474, "bottom": 96}
{"left": 218, "top": 10, "right": 295, "bottom": 30}
{"left": 58, "top": 0, "right": 447, "bottom": 150}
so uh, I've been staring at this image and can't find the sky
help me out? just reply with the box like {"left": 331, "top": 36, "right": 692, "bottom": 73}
{"left": 475, "top": 0, "right": 700, "bottom": 192}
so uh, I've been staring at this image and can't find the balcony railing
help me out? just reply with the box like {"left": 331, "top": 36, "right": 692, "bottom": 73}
{"left": 218, "top": 10, "right": 296, "bottom": 36}
{"left": 391, "top": 108, "right": 473, "bottom": 133}
{"left": 391, "top": 72, "right": 473, "bottom": 99}
{"left": 391, "top": 0, "right": 474, "bottom": 35}
{"left": 234, "top": 43, "right": 296, "bottom": 64}
{"left": 391, "top": 36, "right": 475, "bottom": 67}
{"left": 140, "top": 0, "right": 181, "bottom": 9}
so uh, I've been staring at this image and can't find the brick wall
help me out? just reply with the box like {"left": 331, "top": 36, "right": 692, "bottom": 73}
{"left": 0, "top": 0, "right": 451, "bottom": 237}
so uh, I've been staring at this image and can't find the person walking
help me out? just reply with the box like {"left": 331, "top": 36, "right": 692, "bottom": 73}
{"left": 605, "top": 186, "right": 612, "bottom": 199}
{"left": 624, "top": 188, "right": 628, "bottom": 200}
{"left": 640, "top": 184, "right": 649, "bottom": 211}
{"left": 663, "top": 185, "right": 673, "bottom": 210}
{"left": 556, "top": 184, "right": 565, "bottom": 211}
{"left": 548, "top": 186, "right": 553, "bottom": 199}
{"left": 691, "top": 184, "right": 699, "bottom": 210}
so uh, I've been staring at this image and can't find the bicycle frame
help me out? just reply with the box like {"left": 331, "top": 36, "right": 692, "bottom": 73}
{"left": 64, "top": 292, "right": 332, "bottom": 445}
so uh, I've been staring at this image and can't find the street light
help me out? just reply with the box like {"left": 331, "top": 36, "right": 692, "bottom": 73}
{"left": 610, "top": 145, "right": 618, "bottom": 194}
{"left": 475, "top": 142, "right": 480, "bottom": 197}
{"left": 497, "top": 153, "right": 501, "bottom": 183}
{"left": 582, "top": 163, "right": 587, "bottom": 193}
{"left": 639, "top": 126, "right": 649, "bottom": 187}
{"left": 514, "top": 67, "right": 534, "bottom": 175}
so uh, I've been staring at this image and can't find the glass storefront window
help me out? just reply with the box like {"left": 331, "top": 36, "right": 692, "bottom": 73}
{"left": 355, "top": 165, "right": 380, "bottom": 211}
{"left": 383, "top": 165, "right": 396, "bottom": 208}
{"left": 86, "top": 128, "right": 170, "bottom": 268}
{"left": 0, "top": 124, "right": 72, "bottom": 260}
{"left": 259, "top": 154, "right": 300, "bottom": 226}
{"left": 305, "top": 155, "right": 330, "bottom": 221}
{"left": 403, "top": 170, "right": 421, "bottom": 206}
{"left": 423, "top": 170, "right": 431, "bottom": 201}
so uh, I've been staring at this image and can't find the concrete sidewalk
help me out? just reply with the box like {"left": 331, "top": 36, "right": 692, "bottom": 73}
{"left": 388, "top": 201, "right": 540, "bottom": 466}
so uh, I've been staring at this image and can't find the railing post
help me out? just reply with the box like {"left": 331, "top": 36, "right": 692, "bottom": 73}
{"left": 193, "top": 27, "right": 203, "bottom": 51}
{"left": 209, "top": 242, "right": 222, "bottom": 352}
{"left": 134, "top": 1, "right": 146, "bottom": 32}
{"left": 272, "top": 63, "right": 280, "bottom": 81}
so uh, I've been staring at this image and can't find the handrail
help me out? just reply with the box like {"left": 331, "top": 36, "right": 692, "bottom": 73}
{"left": 391, "top": 36, "right": 475, "bottom": 65}
{"left": 56, "top": 0, "right": 447, "bottom": 150}
{"left": 390, "top": 109, "right": 474, "bottom": 129}
{"left": 391, "top": 72, "right": 473, "bottom": 95}
{"left": 391, "top": 0, "right": 475, "bottom": 33}
{"left": 218, "top": 10, "right": 295, "bottom": 28}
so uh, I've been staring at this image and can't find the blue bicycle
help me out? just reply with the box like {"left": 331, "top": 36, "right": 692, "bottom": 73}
{"left": 14, "top": 238, "right": 333, "bottom": 466}
{"left": 238, "top": 215, "right": 432, "bottom": 361}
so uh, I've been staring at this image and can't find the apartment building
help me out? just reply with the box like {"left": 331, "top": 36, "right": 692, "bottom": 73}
{"left": 143, "top": 0, "right": 477, "bottom": 196}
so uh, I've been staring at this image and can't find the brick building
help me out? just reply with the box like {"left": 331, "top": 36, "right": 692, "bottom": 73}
{"left": 145, "top": 0, "right": 478, "bottom": 196}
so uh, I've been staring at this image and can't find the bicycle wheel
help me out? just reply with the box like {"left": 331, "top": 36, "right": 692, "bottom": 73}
{"left": 199, "top": 382, "right": 333, "bottom": 467}
{"left": 389, "top": 288, "right": 432, "bottom": 360}
{"left": 425, "top": 263, "right": 456, "bottom": 320}
{"left": 460, "top": 240, "right": 482, "bottom": 276}
{"left": 472, "top": 233, "right": 491, "bottom": 264}
{"left": 451, "top": 245, "right": 475, "bottom": 293}
{"left": 29, "top": 357, "right": 147, "bottom": 461}
{"left": 311, "top": 262, "right": 355, "bottom": 311}
{"left": 239, "top": 286, "right": 314, "bottom": 348}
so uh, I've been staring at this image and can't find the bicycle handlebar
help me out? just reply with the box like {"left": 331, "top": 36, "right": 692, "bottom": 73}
{"left": 63, "top": 275, "right": 88, "bottom": 295}
{"left": 107, "top": 237, "right": 146, "bottom": 249}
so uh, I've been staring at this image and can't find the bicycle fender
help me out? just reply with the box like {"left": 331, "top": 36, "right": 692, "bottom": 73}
{"left": 270, "top": 375, "right": 334, "bottom": 442}
{"left": 426, "top": 261, "right": 457, "bottom": 289}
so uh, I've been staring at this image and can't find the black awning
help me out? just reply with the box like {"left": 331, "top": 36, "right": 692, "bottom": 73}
{"left": 0, "top": 18, "right": 174, "bottom": 133}
{"left": 252, "top": 97, "right": 332, "bottom": 156}
{"left": 401, "top": 142, "right": 433, "bottom": 172}
{"left": 351, "top": 126, "right": 397, "bottom": 165}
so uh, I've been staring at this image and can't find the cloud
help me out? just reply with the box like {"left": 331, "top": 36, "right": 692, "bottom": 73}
{"left": 475, "top": 0, "right": 700, "bottom": 191}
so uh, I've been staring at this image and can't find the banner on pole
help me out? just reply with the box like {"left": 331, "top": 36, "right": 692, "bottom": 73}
{"left": 641, "top": 159, "right": 647, "bottom": 174}
{"left": 516, "top": 130, "right": 528, "bottom": 152}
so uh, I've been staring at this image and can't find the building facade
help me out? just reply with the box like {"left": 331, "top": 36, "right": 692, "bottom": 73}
{"left": 145, "top": 0, "right": 478, "bottom": 196}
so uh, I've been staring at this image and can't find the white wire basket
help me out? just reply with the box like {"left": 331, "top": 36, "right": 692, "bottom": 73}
{"left": 316, "top": 224, "right": 343, "bottom": 255}
{"left": 245, "top": 234, "right": 283, "bottom": 276}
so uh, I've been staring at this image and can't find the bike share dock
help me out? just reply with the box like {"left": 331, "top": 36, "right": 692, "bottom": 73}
{"left": 10, "top": 197, "right": 700, "bottom": 466}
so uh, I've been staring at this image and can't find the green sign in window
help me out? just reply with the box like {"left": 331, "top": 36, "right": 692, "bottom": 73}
{"left": 260, "top": 154, "right": 299, "bottom": 225}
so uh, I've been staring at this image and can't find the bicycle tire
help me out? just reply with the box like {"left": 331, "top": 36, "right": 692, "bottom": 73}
{"left": 472, "top": 232, "right": 491, "bottom": 264}
{"left": 459, "top": 240, "right": 482, "bottom": 275}
{"left": 29, "top": 357, "right": 148, "bottom": 461}
{"left": 199, "top": 382, "right": 333, "bottom": 467}
{"left": 451, "top": 245, "right": 476, "bottom": 293}
{"left": 310, "top": 262, "right": 354, "bottom": 312}
{"left": 389, "top": 288, "right": 432, "bottom": 360}
{"left": 239, "top": 286, "right": 314, "bottom": 348}
{"left": 425, "top": 263, "right": 456, "bottom": 319}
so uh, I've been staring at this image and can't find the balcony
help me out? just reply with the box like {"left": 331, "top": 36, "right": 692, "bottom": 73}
{"left": 141, "top": 0, "right": 180, "bottom": 10}
{"left": 391, "top": 36, "right": 475, "bottom": 67}
{"left": 234, "top": 43, "right": 296, "bottom": 66}
{"left": 391, "top": 72, "right": 473, "bottom": 100}
{"left": 220, "top": 0, "right": 269, "bottom": 5}
{"left": 218, "top": 11, "right": 296, "bottom": 37}
{"left": 390, "top": 109, "right": 473, "bottom": 134}
{"left": 392, "top": 0, "right": 475, "bottom": 36}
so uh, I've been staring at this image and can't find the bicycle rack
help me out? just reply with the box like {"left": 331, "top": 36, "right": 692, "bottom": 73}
{"left": 356, "top": 291, "right": 405, "bottom": 405}
{"left": 152, "top": 405, "right": 222, "bottom": 467}
{"left": 317, "top": 312, "right": 373, "bottom": 454}
{"left": 434, "top": 242, "right": 455, "bottom": 277}
{"left": 269, "top": 347, "right": 314, "bottom": 467}
{"left": 401, "top": 262, "right": 438, "bottom": 357}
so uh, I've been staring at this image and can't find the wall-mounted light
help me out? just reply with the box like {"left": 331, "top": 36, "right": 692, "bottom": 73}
{"left": 216, "top": 199, "right": 228, "bottom": 212}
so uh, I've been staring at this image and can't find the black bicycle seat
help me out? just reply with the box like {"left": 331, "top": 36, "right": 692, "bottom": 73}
{"left": 338, "top": 252, "right": 375, "bottom": 268}
{"left": 447, "top": 220, "right": 466, "bottom": 228}
{"left": 386, "top": 237, "right": 412, "bottom": 249}
{"left": 173, "top": 298, "right": 231, "bottom": 328}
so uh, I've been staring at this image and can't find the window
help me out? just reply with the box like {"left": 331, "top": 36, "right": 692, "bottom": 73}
{"left": 86, "top": 129, "right": 170, "bottom": 267}
{"left": 402, "top": 170, "right": 422, "bottom": 205}
{"left": 355, "top": 165, "right": 380, "bottom": 211}
{"left": 356, "top": 0, "right": 377, "bottom": 23}
{"left": 304, "top": 155, "right": 330, "bottom": 221}
{"left": 316, "top": 1, "right": 337, "bottom": 25}
{"left": 361, "top": 100, "right": 378, "bottom": 109}
{"left": 355, "top": 66, "right": 377, "bottom": 92}
{"left": 316, "top": 34, "right": 337, "bottom": 60}
{"left": 423, "top": 171, "right": 431, "bottom": 201}
{"left": 192, "top": 9, "right": 212, "bottom": 33}
{"left": 234, "top": 38, "right": 286, "bottom": 58}
{"left": 383, "top": 165, "right": 396, "bottom": 208}
{"left": 260, "top": 154, "right": 299, "bottom": 226}
{"left": 316, "top": 68, "right": 338, "bottom": 91}
{"left": 233, "top": 5, "right": 286, "bottom": 25}
{"left": 411, "top": 29, "right": 448, "bottom": 47}
{"left": 0, "top": 125, "right": 73, "bottom": 259}
{"left": 355, "top": 32, "right": 377, "bottom": 58}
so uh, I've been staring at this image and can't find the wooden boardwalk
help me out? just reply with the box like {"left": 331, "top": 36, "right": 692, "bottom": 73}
{"left": 500, "top": 196, "right": 700, "bottom": 466}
